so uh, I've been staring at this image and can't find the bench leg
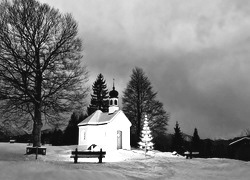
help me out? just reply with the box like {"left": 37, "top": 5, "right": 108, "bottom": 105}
{"left": 26, "top": 148, "right": 31, "bottom": 155}
{"left": 74, "top": 156, "right": 78, "bottom": 163}
{"left": 98, "top": 148, "right": 103, "bottom": 163}
{"left": 74, "top": 148, "right": 78, "bottom": 163}
{"left": 98, "top": 156, "right": 102, "bottom": 163}
{"left": 42, "top": 149, "right": 46, "bottom": 155}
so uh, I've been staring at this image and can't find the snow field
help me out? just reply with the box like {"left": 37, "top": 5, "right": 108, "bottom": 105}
{"left": 0, "top": 143, "right": 250, "bottom": 180}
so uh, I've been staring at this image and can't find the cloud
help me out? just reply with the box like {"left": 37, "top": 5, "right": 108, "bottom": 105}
{"left": 39, "top": 0, "right": 250, "bottom": 138}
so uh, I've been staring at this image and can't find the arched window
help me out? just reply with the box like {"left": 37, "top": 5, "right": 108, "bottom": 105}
{"left": 110, "top": 100, "right": 113, "bottom": 105}
{"left": 114, "top": 99, "right": 118, "bottom": 105}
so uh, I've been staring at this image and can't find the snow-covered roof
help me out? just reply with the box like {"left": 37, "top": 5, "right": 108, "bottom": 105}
{"left": 78, "top": 110, "right": 121, "bottom": 126}
{"left": 229, "top": 137, "right": 250, "bottom": 146}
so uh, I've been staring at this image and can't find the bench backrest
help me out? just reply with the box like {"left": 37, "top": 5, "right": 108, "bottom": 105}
{"left": 71, "top": 151, "right": 106, "bottom": 156}
{"left": 184, "top": 152, "right": 199, "bottom": 155}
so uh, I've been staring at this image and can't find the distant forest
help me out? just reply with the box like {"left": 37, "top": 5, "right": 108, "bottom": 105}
{"left": 1, "top": 122, "right": 250, "bottom": 161}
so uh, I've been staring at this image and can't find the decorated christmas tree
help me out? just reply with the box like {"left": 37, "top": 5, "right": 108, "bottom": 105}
{"left": 138, "top": 114, "right": 154, "bottom": 155}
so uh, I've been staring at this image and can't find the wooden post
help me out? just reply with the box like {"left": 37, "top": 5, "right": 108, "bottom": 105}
{"left": 35, "top": 146, "right": 38, "bottom": 160}
{"left": 98, "top": 148, "right": 102, "bottom": 163}
{"left": 74, "top": 148, "right": 78, "bottom": 163}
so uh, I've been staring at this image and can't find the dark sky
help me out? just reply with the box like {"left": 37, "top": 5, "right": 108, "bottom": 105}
{"left": 40, "top": 0, "right": 250, "bottom": 139}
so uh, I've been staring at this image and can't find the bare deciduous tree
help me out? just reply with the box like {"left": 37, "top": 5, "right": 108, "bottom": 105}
{"left": 0, "top": 0, "right": 88, "bottom": 146}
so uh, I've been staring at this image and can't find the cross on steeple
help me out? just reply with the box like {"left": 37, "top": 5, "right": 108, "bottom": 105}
{"left": 109, "top": 78, "right": 119, "bottom": 114}
{"left": 113, "top": 78, "right": 115, "bottom": 90}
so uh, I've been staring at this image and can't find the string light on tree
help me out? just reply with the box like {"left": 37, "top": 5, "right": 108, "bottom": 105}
{"left": 138, "top": 114, "right": 154, "bottom": 155}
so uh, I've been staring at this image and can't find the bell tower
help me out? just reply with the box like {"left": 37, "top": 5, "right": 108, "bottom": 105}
{"left": 109, "top": 79, "right": 119, "bottom": 114}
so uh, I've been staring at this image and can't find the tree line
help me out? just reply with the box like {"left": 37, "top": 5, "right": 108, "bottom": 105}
{"left": 170, "top": 121, "right": 250, "bottom": 160}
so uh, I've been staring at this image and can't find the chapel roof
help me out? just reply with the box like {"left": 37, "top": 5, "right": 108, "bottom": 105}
{"left": 229, "top": 136, "right": 250, "bottom": 146}
{"left": 78, "top": 110, "right": 120, "bottom": 126}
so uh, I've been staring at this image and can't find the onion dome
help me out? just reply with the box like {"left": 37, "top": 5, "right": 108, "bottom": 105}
{"left": 109, "top": 86, "right": 118, "bottom": 98}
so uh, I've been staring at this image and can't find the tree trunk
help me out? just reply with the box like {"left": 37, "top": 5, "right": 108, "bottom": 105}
{"left": 32, "top": 102, "right": 43, "bottom": 147}
{"left": 137, "top": 112, "right": 141, "bottom": 143}
{"left": 137, "top": 86, "right": 141, "bottom": 143}
{"left": 33, "top": 56, "right": 43, "bottom": 147}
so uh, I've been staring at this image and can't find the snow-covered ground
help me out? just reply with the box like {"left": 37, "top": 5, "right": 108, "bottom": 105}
{"left": 0, "top": 143, "right": 250, "bottom": 180}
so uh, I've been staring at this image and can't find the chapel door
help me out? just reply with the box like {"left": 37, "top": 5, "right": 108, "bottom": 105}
{"left": 117, "top": 130, "right": 122, "bottom": 149}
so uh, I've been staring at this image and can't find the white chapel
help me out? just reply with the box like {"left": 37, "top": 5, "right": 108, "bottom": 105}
{"left": 78, "top": 85, "right": 132, "bottom": 150}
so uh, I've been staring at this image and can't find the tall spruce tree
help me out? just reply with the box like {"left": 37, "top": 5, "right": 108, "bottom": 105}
{"left": 122, "top": 67, "right": 169, "bottom": 148}
{"left": 88, "top": 74, "right": 109, "bottom": 115}
{"left": 192, "top": 128, "right": 201, "bottom": 152}
{"left": 172, "top": 121, "right": 184, "bottom": 154}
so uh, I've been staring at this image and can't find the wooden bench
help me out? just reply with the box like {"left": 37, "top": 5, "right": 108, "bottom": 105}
{"left": 9, "top": 139, "right": 16, "bottom": 143}
{"left": 184, "top": 151, "right": 199, "bottom": 159}
{"left": 70, "top": 148, "right": 106, "bottom": 163}
{"left": 26, "top": 146, "right": 47, "bottom": 155}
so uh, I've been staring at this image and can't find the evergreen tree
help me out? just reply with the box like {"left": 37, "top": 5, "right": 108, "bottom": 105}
{"left": 51, "top": 128, "right": 63, "bottom": 146}
{"left": 122, "top": 67, "right": 169, "bottom": 148}
{"left": 172, "top": 121, "right": 184, "bottom": 154}
{"left": 63, "top": 112, "right": 87, "bottom": 145}
{"left": 88, "top": 74, "right": 109, "bottom": 115}
{"left": 192, "top": 128, "right": 201, "bottom": 152}
{"left": 138, "top": 115, "right": 154, "bottom": 154}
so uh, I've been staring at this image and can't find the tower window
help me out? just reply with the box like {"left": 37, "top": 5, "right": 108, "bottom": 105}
{"left": 110, "top": 100, "right": 113, "bottom": 105}
{"left": 114, "top": 99, "right": 118, "bottom": 105}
